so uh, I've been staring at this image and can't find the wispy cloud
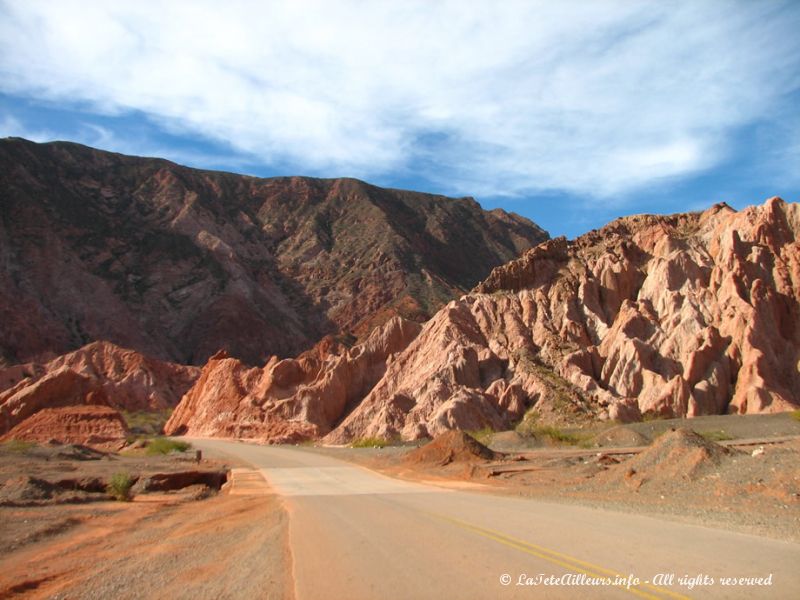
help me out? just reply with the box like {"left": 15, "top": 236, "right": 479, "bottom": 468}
{"left": 1, "top": 0, "right": 798, "bottom": 201}
{"left": 0, "top": 113, "right": 54, "bottom": 142}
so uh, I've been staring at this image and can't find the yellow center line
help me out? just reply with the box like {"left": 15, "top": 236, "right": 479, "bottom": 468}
{"left": 428, "top": 512, "right": 691, "bottom": 600}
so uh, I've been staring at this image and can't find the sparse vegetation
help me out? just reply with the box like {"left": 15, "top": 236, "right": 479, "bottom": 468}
{"left": 107, "top": 472, "right": 134, "bottom": 501}
{"left": 1, "top": 439, "right": 38, "bottom": 453}
{"left": 351, "top": 436, "right": 389, "bottom": 448}
{"left": 515, "top": 408, "right": 541, "bottom": 434}
{"left": 122, "top": 409, "right": 173, "bottom": 436}
{"left": 792, "top": 410, "right": 800, "bottom": 423}
{"left": 511, "top": 349, "right": 591, "bottom": 416}
{"left": 533, "top": 425, "right": 588, "bottom": 446}
{"left": 642, "top": 412, "right": 671, "bottom": 422}
{"left": 466, "top": 427, "right": 494, "bottom": 446}
{"left": 516, "top": 415, "right": 590, "bottom": 446}
{"left": 700, "top": 430, "right": 734, "bottom": 442}
{"left": 145, "top": 437, "right": 191, "bottom": 455}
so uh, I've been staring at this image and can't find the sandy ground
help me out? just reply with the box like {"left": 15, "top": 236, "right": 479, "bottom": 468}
{"left": 0, "top": 494, "right": 291, "bottom": 600}
{"left": 0, "top": 443, "right": 292, "bottom": 600}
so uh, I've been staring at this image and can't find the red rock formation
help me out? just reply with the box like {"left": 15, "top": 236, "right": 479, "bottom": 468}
{"left": 326, "top": 198, "right": 800, "bottom": 442}
{"left": 0, "top": 341, "right": 200, "bottom": 410}
{"left": 165, "top": 317, "right": 422, "bottom": 442}
{"left": 0, "top": 138, "right": 547, "bottom": 366}
{"left": 2, "top": 405, "right": 129, "bottom": 449}
{"left": 0, "top": 367, "right": 111, "bottom": 435}
{"left": 0, "top": 341, "right": 199, "bottom": 435}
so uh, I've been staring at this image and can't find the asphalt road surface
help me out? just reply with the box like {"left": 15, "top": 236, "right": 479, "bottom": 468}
{"left": 192, "top": 439, "right": 799, "bottom": 600}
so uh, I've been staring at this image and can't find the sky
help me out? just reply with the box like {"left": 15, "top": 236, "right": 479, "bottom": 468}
{"left": 1, "top": 0, "right": 799, "bottom": 239}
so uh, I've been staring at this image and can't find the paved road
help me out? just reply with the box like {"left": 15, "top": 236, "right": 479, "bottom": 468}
{"left": 192, "top": 439, "right": 799, "bottom": 600}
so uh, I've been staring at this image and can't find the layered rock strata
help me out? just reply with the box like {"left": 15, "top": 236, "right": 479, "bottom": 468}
{"left": 1, "top": 405, "right": 129, "bottom": 449}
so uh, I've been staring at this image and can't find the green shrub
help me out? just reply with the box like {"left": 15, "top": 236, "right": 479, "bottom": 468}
{"left": 530, "top": 425, "right": 589, "bottom": 446}
{"left": 792, "top": 410, "right": 800, "bottom": 423}
{"left": 145, "top": 437, "right": 191, "bottom": 455}
{"left": 122, "top": 410, "right": 173, "bottom": 436}
{"left": 466, "top": 427, "right": 494, "bottom": 446}
{"left": 1, "top": 439, "right": 38, "bottom": 453}
{"left": 351, "top": 437, "right": 389, "bottom": 448}
{"left": 700, "top": 430, "right": 734, "bottom": 442}
{"left": 107, "top": 472, "right": 134, "bottom": 501}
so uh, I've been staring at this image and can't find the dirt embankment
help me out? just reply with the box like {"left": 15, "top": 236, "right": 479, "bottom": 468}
{"left": 0, "top": 442, "right": 292, "bottom": 599}
{"left": 0, "top": 494, "right": 291, "bottom": 600}
{"left": 0, "top": 442, "right": 227, "bottom": 507}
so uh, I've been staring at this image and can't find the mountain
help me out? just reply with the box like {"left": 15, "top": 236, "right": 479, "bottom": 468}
{"left": 0, "top": 137, "right": 547, "bottom": 366}
{"left": 327, "top": 197, "right": 800, "bottom": 441}
{"left": 166, "top": 197, "right": 800, "bottom": 444}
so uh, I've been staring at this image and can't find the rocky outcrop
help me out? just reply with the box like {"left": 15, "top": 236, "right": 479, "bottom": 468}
{"left": 0, "top": 341, "right": 199, "bottom": 434}
{"left": 0, "top": 137, "right": 547, "bottom": 366}
{"left": 0, "top": 367, "right": 111, "bottom": 435}
{"left": 0, "top": 341, "right": 200, "bottom": 410}
{"left": 326, "top": 294, "right": 598, "bottom": 443}
{"left": 1, "top": 405, "right": 129, "bottom": 449}
{"left": 165, "top": 317, "right": 422, "bottom": 442}
{"left": 326, "top": 198, "right": 800, "bottom": 442}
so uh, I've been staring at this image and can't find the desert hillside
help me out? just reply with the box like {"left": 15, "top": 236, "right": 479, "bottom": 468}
{"left": 329, "top": 197, "right": 800, "bottom": 441}
{"left": 166, "top": 197, "right": 800, "bottom": 444}
{"left": 0, "top": 138, "right": 547, "bottom": 366}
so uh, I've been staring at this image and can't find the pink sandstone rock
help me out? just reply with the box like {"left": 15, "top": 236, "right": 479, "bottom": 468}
{"left": 0, "top": 341, "right": 199, "bottom": 435}
{"left": 2, "top": 405, "right": 129, "bottom": 449}
{"left": 326, "top": 198, "right": 800, "bottom": 442}
{"left": 165, "top": 317, "right": 422, "bottom": 442}
{"left": 167, "top": 198, "right": 800, "bottom": 444}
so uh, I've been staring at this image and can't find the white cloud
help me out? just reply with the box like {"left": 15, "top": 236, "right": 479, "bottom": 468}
{"left": 0, "top": 113, "right": 54, "bottom": 142}
{"left": 0, "top": 0, "right": 798, "bottom": 199}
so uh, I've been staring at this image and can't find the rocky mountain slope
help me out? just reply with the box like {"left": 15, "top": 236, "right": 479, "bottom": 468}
{"left": 167, "top": 197, "right": 800, "bottom": 444}
{"left": 327, "top": 197, "right": 800, "bottom": 441}
{"left": 164, "top": 317, "right": 421, "bottom": 442}
{"left": 0, "top": 137, "right": 547, "bottom": 366}
{"left": 0, "top": 341, "right": 199, "bottom": 435}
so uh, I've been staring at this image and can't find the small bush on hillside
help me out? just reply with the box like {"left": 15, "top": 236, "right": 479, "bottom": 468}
{"left": 107, "top": 472, "right": 134, "bottom": 501}
{"left": 1, "top": 439, "right": 38, "bottom": 453}
{"left": 122, "top": 410, "right": 173, "bottom": 436}
{"left": 700, "top": 430, "right": 734, "bottom": 442}
{"left": 531, "top": 425, "right": 589, "bottom": 446}
{"left": 351, "top": 437, "right": 389, "bottom": 448}
{"left": 466, "top": 427, "right": 494, "bottom": 446}
{"left": 146, "top": 437, "right": 191, "bottom": 456}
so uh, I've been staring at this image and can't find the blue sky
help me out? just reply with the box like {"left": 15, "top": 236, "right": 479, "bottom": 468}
{"left": 1, "top": 1, "right": 799, "bottom": 239}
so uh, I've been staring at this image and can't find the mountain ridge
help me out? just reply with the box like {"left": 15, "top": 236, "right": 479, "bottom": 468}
{"left": 0, "top": 137, "right": 547, "bottom": 366}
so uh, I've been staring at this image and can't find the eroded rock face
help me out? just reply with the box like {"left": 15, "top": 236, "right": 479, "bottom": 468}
{"left": 0, "top": 367, "right": 110, "bottom": 435}
{"left": 0, "top": 138, "right": 547, "bottom": 366}
{"left": 327, "top": 198, "right": 800, "bottom": 442}
{"left": 164, "top": 317, "right": 422, "bottom": 443}
{"left": 2, "top": 405, "right": 129, "bottom": 449}
{"left": 0, "top": 341, "right": 200, "bottom": 434}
